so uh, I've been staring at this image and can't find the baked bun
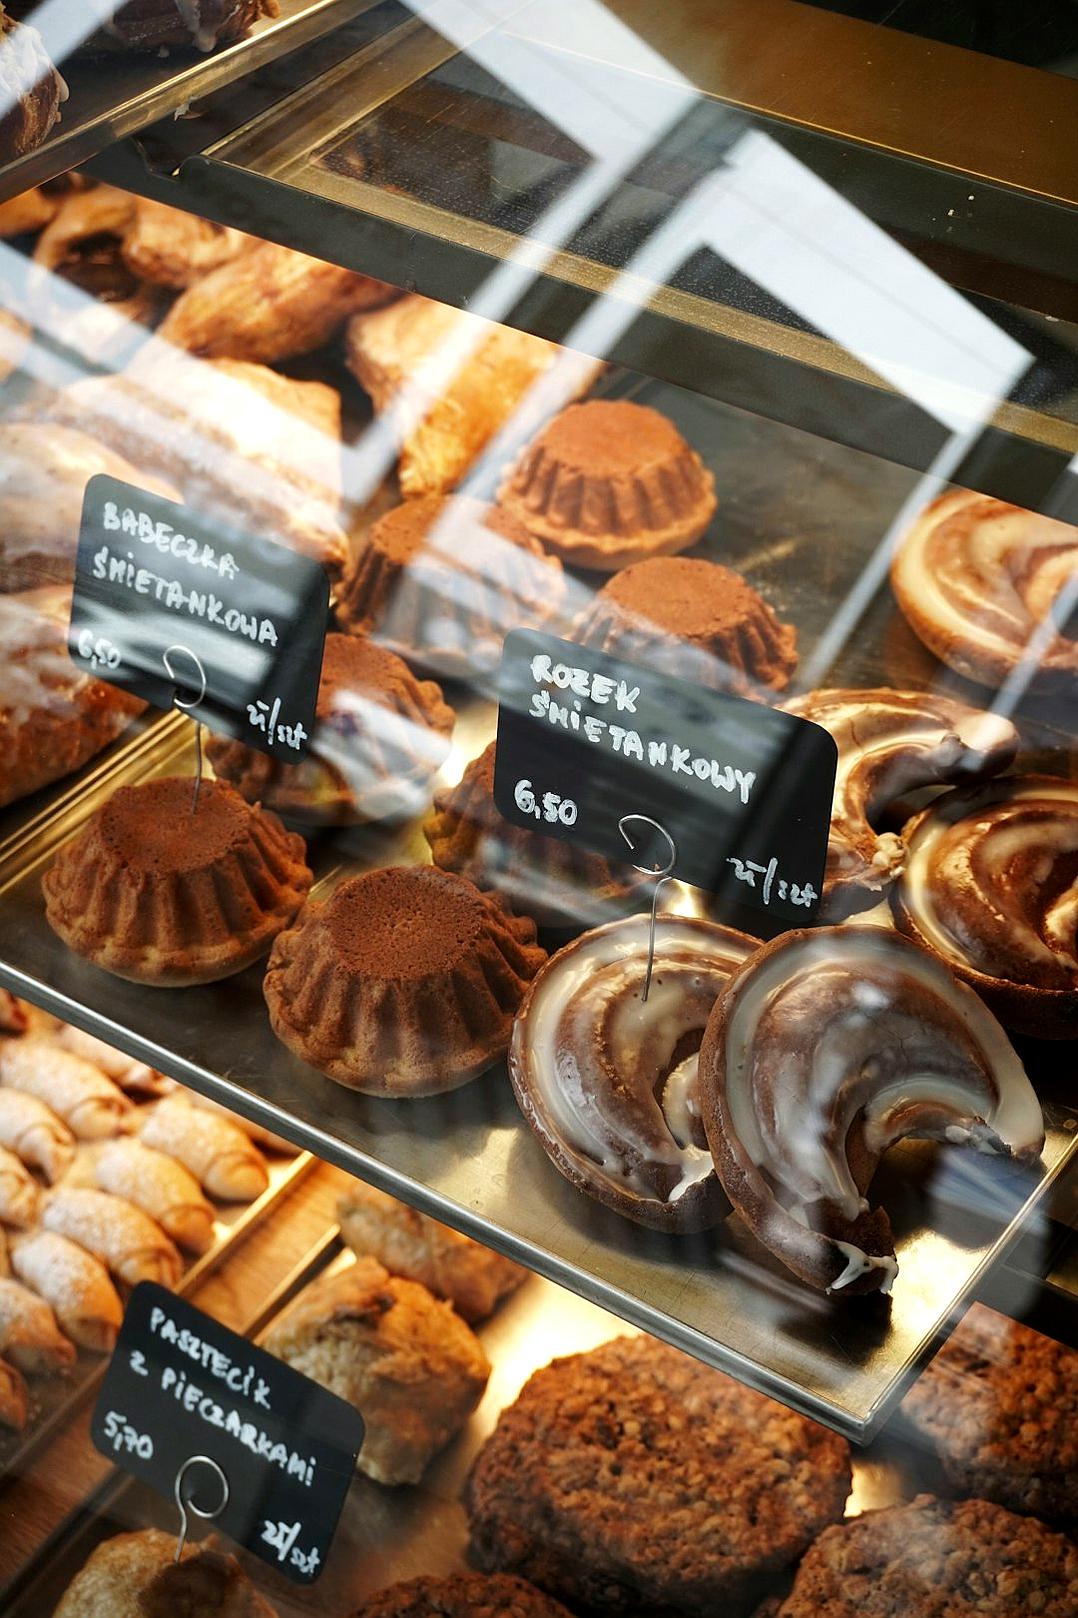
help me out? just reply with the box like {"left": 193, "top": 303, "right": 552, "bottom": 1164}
{"left": 0, "top": 7, "right": 64, "bottom": 162}
{"left": 206, "top": 632, "right": 454, "bottom": 825}
{"left": 891, "top": 488, "right": 1078, "bottom": 692}
{"left": 575, "top": 555, "right": 796, "bottom": 693}
{"left": 31, "top": 184, "right": 160, "bottom": 362}
{"left": 264, "top": 865, "right": 546, "bottom": 1095}
{"left": 44, "top": 776, "right": 311, "bottom": 985}
{"left": 510, "top": 914, "right": 757, "bottom": 1232}
{"left": 893, "top": 775, "right": 1078, "bottom": 1038}
{"left": 697, "top": 927, "right": 1045, "bottom": 1295}
{"left": 498, "top": 399, "right": 716, "bottom": 571}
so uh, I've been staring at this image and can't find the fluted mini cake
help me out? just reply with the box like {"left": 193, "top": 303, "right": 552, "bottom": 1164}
{"left": 336, "top": 494, "right": 566, "bottom": 680}
{"left": 206, "top": 633, "right": 454, "bottom": 825}
{"left": 263, "top": 865, "right": 546, "bottom": 1096}
{"left": 43, "top": 776, "right": 311, "bottom": 985}
{"left": 497, "top": 399, "right": 717, "bottom": 571}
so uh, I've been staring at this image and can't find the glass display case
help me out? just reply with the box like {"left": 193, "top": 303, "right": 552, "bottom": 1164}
{"left": 0, "top": 2, "right": 1074, "bottom": 1614}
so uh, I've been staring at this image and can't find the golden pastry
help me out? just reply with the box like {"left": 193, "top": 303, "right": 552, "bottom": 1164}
{"left": 0, "top": 1144, "right": 40, "bottom": 1227}
{"left": 183, "top": 1093, "right": 297, "bottom": 1156}
{"left": 0, "top": 1038, "right": 131, "bottom": 1139}
{"left": 31, "top": 184, "right": 160, "bottom": 362}
{"left": 264, "top": 1256, "right": 490, "bottom": 1485}
{"left": 10, "top": 1229, "right": 123, "bottom": 1352}
{"left": 122, "top": 196, "right": 253, "bottom": 288}
{"left": 159, "top": 239, "right": 396, "bottom": 361}
{"left": 0, "top": 184, "right": 58, "bottom": 236}
{"left": 0, "top": 301, "right": 29, "bottom": 386}
{"left": 141, "top": 1097, "right": 269, "bottom": 1202}
{"left": 95, "top": 1137, "right": 215, "bottom": 1254}
{"left": 52, "top": 1025, "right": 169, "bottom": 1096}
{"left": 54, "top": 1528, "right": 279, "bottom": 1618}
{"left": 337, "top": 1181, "right": 527, "bottom": 1323}
{"left": 0, "top": 1353, "right": 27, "bottom": 1430}
{"left": 0, "top": 1276, "right": 75, "bottom": 1374}
{"left": 0, "top": 1086, "right": 75, "bottom": 1182}
{"left": 43, "top": 1186, "right": 183, "bottom": 1288}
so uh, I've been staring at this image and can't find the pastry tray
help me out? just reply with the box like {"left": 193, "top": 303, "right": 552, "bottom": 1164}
{"left": 0, "top": 370, "right": 1075, "bottom": 1442}
{"left": 7, "top": 1225, "right": 1072, "bottom": 1618}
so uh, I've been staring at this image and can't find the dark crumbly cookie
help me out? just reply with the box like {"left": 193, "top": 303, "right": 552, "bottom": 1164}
{"left": 465, "top": 1335, "right": 851, "bottom": 1616}
{"left": 901, "top": 1304, "right": 1077, "bottom": 1532}
{"left": 772, "top": 1495, "right": 1078, "bottom": 1617}
{"left": 352, "top": 1573, "right": 576, "bottom": 1617}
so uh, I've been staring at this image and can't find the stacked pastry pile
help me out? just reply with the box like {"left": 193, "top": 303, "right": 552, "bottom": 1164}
{"left": 0, "top": 998, "right": 289, "bottom": 1436}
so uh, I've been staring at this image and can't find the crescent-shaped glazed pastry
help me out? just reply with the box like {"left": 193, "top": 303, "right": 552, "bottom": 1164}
{"left": 0, "top": 1038, "right": 131, "bottom": 1139}
{"left": 782, "top": 689, "right": 1019, "bottom": 915}
{"left": 10, "top": 1229, "right": 123, "bottom": 1352}
{"left": 0, "top": 1144, "right": 41, "bottom": 1228}
{"left": 141, "top": 1097, "right": 269, "bottom": 1202}
{"left": 43, "top": 1187, "right": 183, "bottom": 1288}
{"left": 891, "top": 489, "right": 1078, "bottom": 692}
{"left": 0, "top": 1088, "right": 75, "bottom": 1182}
{"left": 95, "top": 1138, "right": 215, "bottom": 1254}
{"left": 893, "top": 776, "right": 1078, "bottom": 1040}
{"left": 697, "top": 927, "right": 1045, "bottom": 1295}
{"left": 0, "top": 1277, "right": 76, "bottom": 1374}
{"left": 510, "top": 915, "right": 757, "bottom": 1231}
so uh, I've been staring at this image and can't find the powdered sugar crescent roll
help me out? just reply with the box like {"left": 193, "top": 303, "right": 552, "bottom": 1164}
{"left": 184, "top": 1091, "right": 298, "bottom": 1155}
{"left": 141, "top": 1098, "right": 269, "bottom": 1202}
{"left": 0, "top": 1355, "right": 27, "bottom": 1431}
{"left": 51, "top": 1025, "right": 170, "bottom": 1097}
{"left": 43, "top": 1187, "right": 182, "bottom": 1288}
{"left": 0, "top": 1145, "right": 41, "bottom": 1228}
{"left": 0, "top": 1088, "right": 75, "bottom": 1182}
{"left": 11, "top": 1230, "right": 122, "bottom": 1352}
{"left": 96, "top": 1138, "right": 215, "bottom": 1255}
{"left": 0, "top": 1277, "right": 75, "bottom": 1375}
{"left": 0, "top": 1039, "right": 131, "bottom": 1139}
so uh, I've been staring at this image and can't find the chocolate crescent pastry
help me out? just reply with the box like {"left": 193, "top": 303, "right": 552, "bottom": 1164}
{"left": 783, "top": 689, "right": 1019, "bottom": 915}
{"left": 697, "top": 927, "right": 1045, "bottom": 1295}
{"left": 510, "top": 915, "right": 758, "bottom": 1232}
{"left": 891, "top": 489, "right": 1078, "bottom": 692}
{"left": 894, "top": 776, "right": 1078, "bottom": 1040}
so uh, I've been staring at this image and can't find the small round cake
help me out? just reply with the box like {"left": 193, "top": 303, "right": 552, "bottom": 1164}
{"left": 466, "top": 1335, "right": 852, "bottom": 1616}
{"left": 43, "top": 776, "right": 311, "bottom": 986}
{"left": 335, "top": 495, "right": 566, "bottom": 680}
{"left": 497, "top": 400, "right": 717, "bottom": 571}
{"left": 206, "top": 634, "right": 454, "bottom": 825}
{"left": 263, "top": 865, "right": 547, "bottom": 1096}
{"left": 424, "top": 743, "right": 641, "bottom": 929}
{"left": 353, "top": 1574, "right": 576, "bottom": 1617}
{"left": 575, "top": 556, "right": 797, "bottom": 694}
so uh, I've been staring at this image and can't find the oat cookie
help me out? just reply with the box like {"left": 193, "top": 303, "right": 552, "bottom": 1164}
{"left": 352, "top": 1572, "right": 576, "bottom": 1616}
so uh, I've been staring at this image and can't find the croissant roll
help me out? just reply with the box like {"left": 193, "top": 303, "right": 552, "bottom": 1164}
{"left": 0, "top": 1038, "right": 131, "bottom": 1138}
{"left": 52, "top": 1025, "right": 170, "bottom": 1097}
{"left": 96, "top": 1138, "right": 215, "bottom": 1255}
{"left": 0, "top": 1277, "right": 75, "bottom": 1374}
{"left": 0, "top": 1088, "right": 75, "bottom": 1182}
{"left": 141, "top": 1097, "right": 269, "bottom": 1202}
{"left": 43, "top": 1187, "right": 183, "bottom": 1288}
{"left": 122, "top": 198, "right": 254, "bottom": 289}
{"left": 158, "top": 240, "right": 396, "bottom": 363}
{"left": 697, "top": 927, "right": 1046, "bottom": 1297}
{"left": 0, "top": 1354, "right": 28, "bottom": 1431}
{"left": 182, "top": 1092, "right": 297, "bottom": 1155}
{"left": 0, "top": 1145, "right": 41, "bottom": 1228}
{"left": 10, "top": 1230, "right": 123, "bottom": 1352}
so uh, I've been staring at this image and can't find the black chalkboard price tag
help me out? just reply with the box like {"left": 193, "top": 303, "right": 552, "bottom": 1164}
{"left": 494, "top": 630, "right": 837, "bottom": 926}
{"left": 92, "top": 1283, "right": 364, "bottom": 1583}
{"left": 69, "top": 476, "right": 329, "bottom": 762}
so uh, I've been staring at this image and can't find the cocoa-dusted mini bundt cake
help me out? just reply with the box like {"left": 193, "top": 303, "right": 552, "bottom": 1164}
{"left": 264, "top": 865, "right": 546, "bottom": 1096}
{"left": 43, "top": 776, "right": 311, "bottom": 986}
{"left": 206, "top": 633, "right": 454, "bottom": 825}
{"left": 574, "top": 555, "right": 797, "bottom": 694}
{"left": 336, "top": 494, "right": 566, "bottom": 680}
{"left": 424, "top": 742, "right": 642, "bottom": 929}
{"left": 497, "top": 399, "right": 717, "bottom": 571}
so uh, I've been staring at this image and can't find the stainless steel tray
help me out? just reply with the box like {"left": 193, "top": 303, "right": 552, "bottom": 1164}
{"left": 0, "top": 371, "right": 1074, "bottom": 1440}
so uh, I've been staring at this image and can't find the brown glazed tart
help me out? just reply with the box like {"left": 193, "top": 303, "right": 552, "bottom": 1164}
{"left": 336, "top": 495, "right": 566, "bottom": 680}
{"left": 263, "top": 865, "right": 546, "bottom": 1096}
{"left": 497, "top": 399, "right": 717, "bottom": 571}
{"left": 0, "top": 8, "right": 64, "bottom": 162}
{"left": 509, "top": 914, "right": 758, "bottom": 1232}
{"left": 893, "top": 775, "right": 1078, "bottom": 1039}
{"left": 782, "top": 688, "right": 1020, "bottom": 917}
{"left": 697, "top": 927, "right": 1045, "bottom": 1296}
{"left": 43, "top": 776, "right": 311, "bottom": 985}
{"left": 575, "top": 555, "right": 796, "bottom": 694}
{"left": 206, "top": 633, "right": 454, "bottom": 825}
{"left": 890, "top": 488, "right": 1078, "bottom": 692}
{"left": 424, "top": 742, "right": 642, "bottom": 930}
